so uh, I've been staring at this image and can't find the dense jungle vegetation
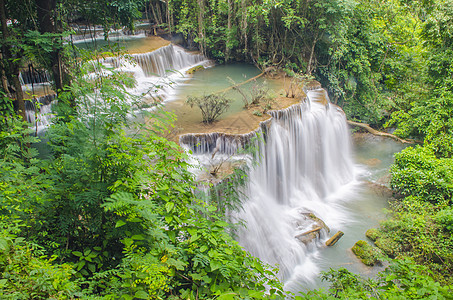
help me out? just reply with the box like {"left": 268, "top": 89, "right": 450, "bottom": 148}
{"left": 0, "top": 0, "right": 452, "bottom": 298}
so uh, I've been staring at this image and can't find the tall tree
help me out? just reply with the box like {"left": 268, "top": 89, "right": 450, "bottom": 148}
{"left": 0, "top": 0, "right": 26, "bottom": 120}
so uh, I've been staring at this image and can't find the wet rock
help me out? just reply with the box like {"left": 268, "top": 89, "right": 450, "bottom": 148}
{"left": 364, "top": 158, "right": 381, "bottom": 167}
{"left": 364, "top": 181, "right": 394, "bottom": 198}
{"left": 301, "top": 212, "right": 330, "bottom": 233}
{"left": 295, "top": 226, "right": 322, "bottom": 244}
{"left": 375, "top": 237, "right": 397, "bottom": 258}
{"left": 294, "top": 212, "right": 329, "bottom": 245}
{"left": 186, "top": 65, "right": 204, "bottom": 74}
{"left": 365, "top": 228, "right": 380, "bottom": 241}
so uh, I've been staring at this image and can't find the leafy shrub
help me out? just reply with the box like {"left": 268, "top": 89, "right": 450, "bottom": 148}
{"left": 0, "top": 222, "right": 78, "bottom": 299}
{"left": 435, "top": 208, "right": 453, "bottom": 232}
{"left": 186, "top": 94, "right": 231, "bottom": 123}
{"left": 391, "top": 146, "right": 453, "bottom": 203}
{"left": 299, "top": 259, "right": 453, "bottom": 299}
{"left": 252, "top": 110, "right": 262, "bottom": 116}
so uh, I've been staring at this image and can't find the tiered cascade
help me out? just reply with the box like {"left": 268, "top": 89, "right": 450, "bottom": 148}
{"left": 180, "top": 88, "right": 356, "bottom": 283}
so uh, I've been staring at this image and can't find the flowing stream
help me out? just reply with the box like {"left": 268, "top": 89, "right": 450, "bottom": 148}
{"left": 177, "top": 67, "right": 406, "bottom": 290}
{"left": 25, "top": 42, "right": 407, "bottom": 289}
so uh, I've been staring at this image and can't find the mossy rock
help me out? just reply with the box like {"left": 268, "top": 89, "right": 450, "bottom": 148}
{"left": 375, "top": 237, "right": 398, "bottom": 258}
{"left": 351, "top": 240, "right": 383, "bottom": 266}
{"left": 186, "top": 65, "right": 204, "bottom": 74}
{"left": 304, "top": 212, "right": 330, "bottom": 233}
{"left": 365, "top": 228, "right": 381, "bottom": 241}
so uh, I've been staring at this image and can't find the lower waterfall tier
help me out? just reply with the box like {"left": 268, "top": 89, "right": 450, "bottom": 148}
{"left": 180, "top": 88, "right": 357, "bottom": 283}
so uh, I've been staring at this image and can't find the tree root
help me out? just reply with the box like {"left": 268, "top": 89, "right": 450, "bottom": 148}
{"left": 347, "top": 120, "right": 417, "bottom": 144}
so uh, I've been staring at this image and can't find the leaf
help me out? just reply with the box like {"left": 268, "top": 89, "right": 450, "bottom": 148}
{"left": 88, "top": 263, "right": 96, "bottom": 273}
{"left": 134, "top": 291, "right": 148, "bottom": 299}
{"left": 131, "top": 234, "right": 145, "bottom": 240}
{"left": 0, "top": 279, "right": 7, "bottom": 287}
{"left": 76, "top": 260, "right": 86, "bottom": 271}
{"left": 210, "top": 260, "right": 221, "bottom": 271}
{"left": 0, "top": 238, "right": 9, "bottom": 251}
{"left": 115, "top": 220, "right": 127, "bottom": 228}
{"left": 166, "top": 258, "right": 186, "bottom": 270}
{"left": 165, "top": 201, "right": 175, "bottom": 213}
{"left": 123, "top": 238, "right": 134, "bottom": 247}
{"left": 217, "top": 292, "right": 237, "bottom": 300}
{"left": 72, "top": 251, "right": 83, "bottom": 257}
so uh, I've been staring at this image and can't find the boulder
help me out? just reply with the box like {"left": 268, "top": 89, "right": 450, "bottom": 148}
{"left": 351, "top": 240, "right": 383, "bottom": 266}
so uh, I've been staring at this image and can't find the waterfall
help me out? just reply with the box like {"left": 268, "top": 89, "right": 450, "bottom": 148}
{"left": 104, "top": 44, "right": 207, "bottom": 77}
{"left": 19, "top": 69, "right": 52, "bottom": 85}
{"left": 102, "top": 44, "right": 210, "bottom": 103}
{"left": 25, "top": 94, "right": 57, "bottom": 134}
{"left": 180, "top": 88, "right": 356, "bottom": 285}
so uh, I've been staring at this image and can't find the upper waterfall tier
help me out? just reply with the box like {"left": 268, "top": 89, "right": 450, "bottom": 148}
{"left": 104, "top": 44, "right": 207, "bottom": 77}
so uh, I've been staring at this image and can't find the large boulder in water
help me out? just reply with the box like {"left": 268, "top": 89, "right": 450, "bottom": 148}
{"left": 295, "top": 212, "right": 330, "bottom": 245}
{"left": 351, "top": 240, "right": 383, "bottom": 266}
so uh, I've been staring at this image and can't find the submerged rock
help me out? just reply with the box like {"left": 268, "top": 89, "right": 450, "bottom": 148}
{"left": 364, "top": 181, "right": 394, "bottom": 198}
{"left": 186, "top": 65, "right": 204, "bottom": 74}
{"left": 364, "top": 158, "right": 382, "bottom": 167}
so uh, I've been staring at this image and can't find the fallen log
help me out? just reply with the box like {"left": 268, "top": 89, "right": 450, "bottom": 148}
{"left": 295, "top": 226, "right": 322, "bottom": 240}
{"left": 214, "top": 72, "right": 265, "bottom": 95}
{"left": 326, "top": 231, "right": 344, "bottom": 247}
{"left": 347, "top": 120, "right": 416, "bottom": 144}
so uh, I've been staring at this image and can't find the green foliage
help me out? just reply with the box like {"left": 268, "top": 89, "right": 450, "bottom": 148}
{"left": 0, "top": 50, "right": 283, "bottom": 298}
{"left": 371, "top": 197, "right": 453, "bottom": 284}
{"left": 435, "top": 208, "right": 453, "bottom": 233}
{"left": 186, "top": 94, "right": 231, "bottom": 123}
{"left": 0, "top": 221, "right": 78, "bottom": 299}
{"left": 390, "top": 146, "right": 453, "bottom": 203}
{"left": 300, "top": 259, "right": 453, "bottom": 299}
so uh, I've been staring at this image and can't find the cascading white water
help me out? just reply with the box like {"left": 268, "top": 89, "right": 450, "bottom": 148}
{"left": 25, "top": 94, "right": 56, "bottom": 134}
{"left": 180, "top": 88, "right": 357, "bottom": 285}
{"left": 102, "top": 44, "right": 210, "bottom": 103}
{"left": 24, "top": 43, "right": 210, "bottom": 134}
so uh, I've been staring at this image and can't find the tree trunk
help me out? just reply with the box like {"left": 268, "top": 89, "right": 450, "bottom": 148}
{"left": 150, "top": 0, "right": 160, "bottom": 25}
{"left": 226, "top": 0, "right": 232, "bottom": 62}
{"left": 156, "top": 1, "right": 163, "bottom": 25}
{"left": 241, "top": 0, "right": 248, "bottom": 54}
{"left": 325, "top": 231, "right": 344, "bottom": 247}
{"left": 307, "top": 35, "right": 318, "bottom": 75}
{"left": 197, "top": 0, "right": 205, "bottom": 55}
{"left": 166, "top": 0, "right": 172, "bottom": 33}
{"left": 0, "top": 53, "right": 9, "bottom": 95}
{"left": 0, "top": 0, "right": 26, "bottom": 120}
{"left": 35, "top": 0, "right": 66, "bottom": 93}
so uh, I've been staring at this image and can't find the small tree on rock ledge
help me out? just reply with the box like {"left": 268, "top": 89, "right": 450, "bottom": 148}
{"left": 186, "top": 94, "right": 231, "bottom": 123}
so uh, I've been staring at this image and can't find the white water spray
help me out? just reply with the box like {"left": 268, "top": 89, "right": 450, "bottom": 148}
{"left": 180, "top": 88, "right": 358, "bottom": 285}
